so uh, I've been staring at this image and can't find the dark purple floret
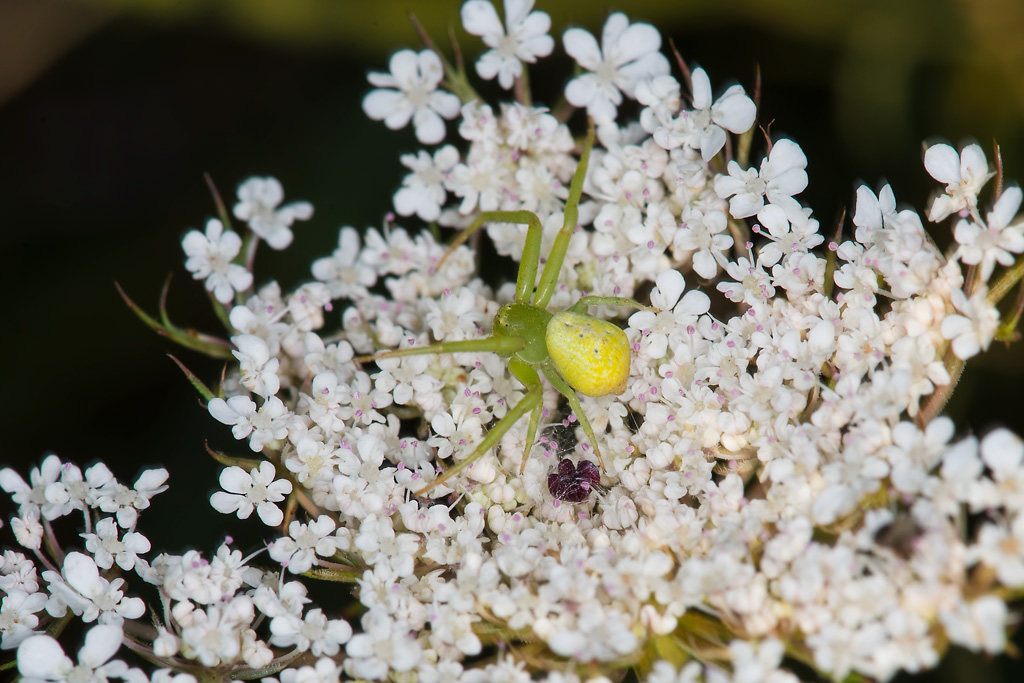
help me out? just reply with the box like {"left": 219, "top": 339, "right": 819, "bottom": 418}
{"left": 547, "top": 459, "right": 601, "bottom": 502}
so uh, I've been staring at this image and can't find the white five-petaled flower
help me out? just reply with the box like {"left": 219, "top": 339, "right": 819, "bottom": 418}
{"left": 953, "top": 185, "right": 1024, "bottom": 280}
{"left": 94, "top": 468, "right": 169, "bottom": 529}
{"left": 233, "top": 176, "right": 313, "bottom": 250}
{"left": 687, "top": 67, "right": 757, "bottom": 162}
{"left": 715, "top": 138, "right": 808, "bottom": 218}
{"left": 208, "top": 395, "right": 292, "bottom": 452}
{"left": 461, "top": 0, "right": 554, "bottom": 90}
{"left": 925, "top": 143, "right": 993, "bottom": 222}
{"left": 393, "top": 145, "right": 459, "bottom": 222}
{"left": 0, "top": 454, "right": 66, "bottom": 520}
{"left": 80, "top": 517, "right": 151, "bottom": 571}
{"left": 0, "top": 588, "right": 48, "bottom": 649}
{"left": 673, "top": 207, "right": 733, "bottom": 278}
{"left": 941, "top": 288, "right": 999, "bottom": 360}
{"left": 18, "top": 624, "right": 126, "bottom": 683}
{"left": 41, "top": 552, "right": 144, "bottom": 625}
{"left": 268, "top": 515, "right": 340, "bottom": 574}
{"left": 362, "top": 49, "right": 461, "bottom": 144}
{"left": 563, "top": 12, "right": 670, "bottom": 124}
{"left": 210, "top": 461, "right": 293, "bottom": 527}
{"left": 311, "top": 226, "right": 378, "bottom": 300}
{"left": 629, "top": 269, "right": 711, "bottom": 360}
{"left": 182, "top": 218, "right": 253, "bottom": 304}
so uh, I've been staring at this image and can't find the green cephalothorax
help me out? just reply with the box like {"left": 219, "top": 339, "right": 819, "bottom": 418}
{"left": 357, "top": 121, "right": 653, "bottom": 496}
{"left": 495, "top": 303, "right": 552, "bottom": 364}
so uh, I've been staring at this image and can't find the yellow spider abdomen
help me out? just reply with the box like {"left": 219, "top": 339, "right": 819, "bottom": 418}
{"left": 546, "top": 311, "right": 630, "bottom": 397}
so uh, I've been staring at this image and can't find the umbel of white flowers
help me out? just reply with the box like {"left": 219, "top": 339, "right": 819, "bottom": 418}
{"left": 5, "top": 2, "right": 1024, "bottom": 682}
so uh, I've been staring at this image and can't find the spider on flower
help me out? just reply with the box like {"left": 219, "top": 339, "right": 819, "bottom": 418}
{"left": 358, "top": 121, "right": 653, "bottom": 496}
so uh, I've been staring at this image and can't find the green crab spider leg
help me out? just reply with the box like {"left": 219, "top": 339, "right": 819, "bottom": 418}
{"left": 355, "top": 335, "right": 524, "bottom": 364}
{"left": 437, "top": 209, "right": 544, "bottom": 304}
{"left": 433, "top": 120, "right": 596, "bottom": 307}
{"left": 540, "top": 364, "right": 606, "bottom": 471}
{"left": 568, "top": 295, "right": 654, "bottom": 315}
{"left": 508, "top": 357, "right": 546, "bottom": 476}
{"left": 533, "top": 119, "right": 595, "bottom": 308}
{"left": 414, "top": 380, "right": 544, "bottom": 496}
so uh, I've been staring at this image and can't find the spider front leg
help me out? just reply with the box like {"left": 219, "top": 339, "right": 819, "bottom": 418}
{"left": 436, "top": 209, "right": 545, "bottom": 305}
{"left": 434, "top": 120, "right": 596, "bottom": 307}
{"left": 354, "top": 335, "right": 524, "bottom": 364}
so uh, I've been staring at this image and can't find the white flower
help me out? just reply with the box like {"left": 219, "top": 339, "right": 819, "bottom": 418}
{"left": 715, "top": 139, "right": 808, "bottom": 218}
{"left": 925, "top": 142, "right": 993, "bottom": 221}
{"left": 354, "top": 515, "right": 420, "bottom": 578}
{"left": 362, "top": 49, "right": 461, "bottom": 144}
{"left": 563, "top": 13, "right": 670, "bottom": 123}
{"left": 208, "top": 395, "right": 292, "bottom": 452}
{"left": 175, "top": 598, "right": 256, "bottom": 667}
{"left": 971, "top": 518, "right": 1024, "bottom": 587}
{"left": 42, "top": 552, "right": 144, "bottom": 625}
{"left": 462, "top": 0, "right": 554, "bottom": 89}
{"left": 393, "top": 146, "right": 459, "bottom": 222}
{"left": 233, "top": 176, "right": 313, "bottom": 250}
{"left": 182, "top": 219, "right": 253, "bottom": 303}
{"left": 229, "top": 290, "right": 291, "bottom": 356}
{"left": 425, "top": 287, "right": 486, "bottom": 341}
{"left": 312, "top": 226, "right": 378, "bottom": 300}
{"left": 940, "top": 288, "right": 999, "bottom": 360}
{"left": 268, "top": 516, "right": 340, "bottom": 574}
{"left": 232, "top": 334, "right": 281, "bottom": 398}
{"left": 155, "top": 544, "right": 259, "bottom": 605}
{"left": 953, "top": 185, "right": 1024, "bottom": 280}
{"left": 940, "top": 596, "right": 1007, "bottom": 654}
{"left": 269, "top": 607, "right": 352, "bottom": 656}
{"left": 267, "top": 658, "right": 344, "bottom": 683}
{"left": 0, "top": 588, "right": 48, "bottom": 649}
{"left": 687, "top": 67, "right": 757, "bottom": 162}
{"left": 345, "top": 610, "right": 421, "bottom": 679}
{"left": 673, "top": 207, "right": 732, "bottom": 278}
{"left": 753, "top": 204, "right": 822, "bottom": 266}
{"left": 730, "top": 638, "right": 796, "bottom": 683}
{"left": 94, "top": 468, "right": 168, "bottom": 529}
{"left": 49, "top": 462, "right": 116, "bottom": 517}
{"left": 0, "top": 454, "right": 65, "bottom": 520}
{"left": 17, "top": 624, "right": 125, "bottom": 683}
{"left": 547, "top": 605, "right": 638, "bottom": 661}
{"left": 210, "top": 461, "right": 292, "bottom": 526}
{"left": 628, "top": 269, "right": 711, "bottom": 360}
{"left": 80, "top": 517, "right": 151, "bottom": 571}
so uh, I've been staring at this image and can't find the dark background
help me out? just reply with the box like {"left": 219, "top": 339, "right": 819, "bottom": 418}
{"left": 1, "top": 0, "right": 1023, "bottom": 679}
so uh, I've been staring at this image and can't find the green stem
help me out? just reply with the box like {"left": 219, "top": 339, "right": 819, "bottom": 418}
{"left": 987, "top": 252, "right": 1024, "bottom": 306}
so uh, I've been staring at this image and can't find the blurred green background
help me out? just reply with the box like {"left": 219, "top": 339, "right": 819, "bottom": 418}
{"left": 2, "top": 0, "right": 1023, "bottom": 679}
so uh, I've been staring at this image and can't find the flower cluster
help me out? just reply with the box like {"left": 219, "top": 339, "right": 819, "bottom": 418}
{"left": 5, "top": 2, "right": 1024, "bottom": 682}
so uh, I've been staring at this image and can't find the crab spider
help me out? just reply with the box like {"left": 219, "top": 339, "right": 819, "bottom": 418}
{"left": 358, "top": 122, "right": 651, "bottom": 496}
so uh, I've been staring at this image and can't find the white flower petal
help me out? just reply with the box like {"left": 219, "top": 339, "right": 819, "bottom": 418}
{"left": 461, "top": 0, "right": 503, "bottom": 37}
{"left": 17, "top": 635, "right": 71, "bottom": 678}
{"left": 924, "top": 143, "right": 961, "bottom": 184}
{"left": 562, "top": 28, "right": 602, "bottom": 70}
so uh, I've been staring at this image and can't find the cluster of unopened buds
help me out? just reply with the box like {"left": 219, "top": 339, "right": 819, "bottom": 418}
{"left": 4, "top": 1, "right": 1024, "bottom": 682}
